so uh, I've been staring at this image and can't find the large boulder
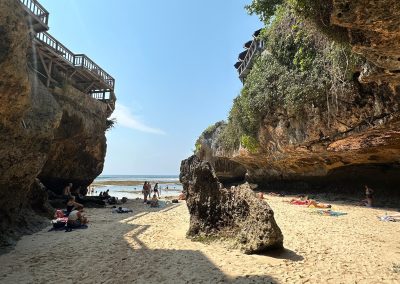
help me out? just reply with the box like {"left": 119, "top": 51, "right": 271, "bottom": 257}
{"left": 180, "top": 155, "right": 283, "bottom": 254}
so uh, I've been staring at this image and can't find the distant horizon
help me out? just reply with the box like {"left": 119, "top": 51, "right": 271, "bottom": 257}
{"left": 98, "top": 173, "right": 179, "bottom": 176}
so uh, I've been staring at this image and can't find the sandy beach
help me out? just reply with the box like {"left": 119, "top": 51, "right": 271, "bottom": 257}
{"left": 0, "top": 196, "right": 399, "bottom": 284}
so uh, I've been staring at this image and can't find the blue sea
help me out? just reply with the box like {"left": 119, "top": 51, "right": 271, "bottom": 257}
{"left": 90, "top": 175, "right": 182, "bottom": 199}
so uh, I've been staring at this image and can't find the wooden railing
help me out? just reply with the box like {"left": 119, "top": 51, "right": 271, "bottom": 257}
{"left": 19, "top": 0, "right": 49, "bottom": 26}
{"left": 22, "top": 0, "right": 115, "bottom": 101}
{"left": 74, "top": 55, "right": 115, "bottom": 90}
{"left": 35, "top": 32, "right": 75, "bottom": 65}
{"left": 34, "top": 32, "right": 115, "bottom": 91}
{"left": 238, "top": 39, "right": 264, "bottom": 78}
{"left": 90, "top": 90, "right": 112, "bottom": 100}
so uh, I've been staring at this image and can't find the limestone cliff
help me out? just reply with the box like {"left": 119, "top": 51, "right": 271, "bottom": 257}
{"left": 195, "top": 1, "right": 400, "bottom": 204}
{"left": 0, "top": 1, "right": 113, "bottom": 247}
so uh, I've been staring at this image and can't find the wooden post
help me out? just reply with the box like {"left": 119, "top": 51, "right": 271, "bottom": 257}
{"left": 46, "top": 59, "right": 52, "bottom": 87}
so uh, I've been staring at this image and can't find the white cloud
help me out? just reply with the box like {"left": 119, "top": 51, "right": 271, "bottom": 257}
{"left": 110, "top": 103, "right": 166, "bottom": 135}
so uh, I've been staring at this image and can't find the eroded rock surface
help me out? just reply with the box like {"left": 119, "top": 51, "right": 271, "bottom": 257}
{"left": 180, "top": 155, "right": 283, "bottom": 254}
{"left": 196, "top": 122, "right": 246, "bottom": 184}
{"left": 332, "top": 0, "right": 400, "bottom": 84}
{"left": 0, "top": 2, "right": 112, "bottom": 247}
{"left": 195, "top": 2, "right": 400, "bottom": 203}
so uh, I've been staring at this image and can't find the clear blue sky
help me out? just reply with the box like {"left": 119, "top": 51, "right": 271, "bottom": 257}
{"left": 39, "top": 0, "right": 261, "bottom": 175}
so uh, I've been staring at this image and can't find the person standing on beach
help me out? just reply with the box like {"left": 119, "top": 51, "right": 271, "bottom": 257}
{"left": 63, "top": 183, "right": 72, "bottom": 199}
{"left": 364, "top": 185, "right": 374, "bottom": 207}
{"left": 148, "top": 182, "right": 152, "bottom": 198}
{"left": 142, "top": 181, "right": 150, "bottom": 203}
{"left": 153, "top": 183, "right": 160, "bottom": 197}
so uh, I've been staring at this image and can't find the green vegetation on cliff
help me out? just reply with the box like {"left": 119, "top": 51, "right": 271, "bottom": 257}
{"left": 214, "top": 2, "right": 362, "bottom": 151}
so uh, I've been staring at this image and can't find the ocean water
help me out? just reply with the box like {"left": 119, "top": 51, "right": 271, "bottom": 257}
{"left": 91, "top": 175, "right": 182, "bottom": 199}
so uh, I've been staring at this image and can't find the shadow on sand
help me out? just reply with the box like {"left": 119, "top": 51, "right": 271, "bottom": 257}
{"left": 260, "top": 248, "right": 304, "bottom": 262}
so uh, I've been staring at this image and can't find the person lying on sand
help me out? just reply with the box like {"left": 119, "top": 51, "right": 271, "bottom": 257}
{"left": 306, "top": 200, "right": 332, "bottom": 209}
{"left": 67, "top": 205, "right": 87, "bottom": 229}
{"left": 268, "top": 192, "right": 285, "bottom": 197}
{"left": 290, "top": 198, "right": 331, "bottom": 208}
{"left": 112, "top": 206, "right": 132, "bottom": 213}
{"left": 289, "top": 197, "right": 309, "bottom": 205}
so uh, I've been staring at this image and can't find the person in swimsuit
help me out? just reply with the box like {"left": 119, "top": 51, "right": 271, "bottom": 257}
{"left": 66, "top": 196, "right": 83, "bottom": 216}
{"left": 150, "top": 194, "right": 159, "bottom": 207}
{"left": 153, "top": 183, "right": 160, "bottom": 197}
{"left": 67, "top": 205, "right": 87, "bottom": 229}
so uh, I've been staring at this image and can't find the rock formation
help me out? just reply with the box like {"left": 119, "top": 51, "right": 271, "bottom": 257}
{"left": 194, "top": 1, "right": 400, "bottom": 205}
{"left": 332, "top": 0, "right": 400, "bottom": 84}
{"left": 0, "top": 1, "right": 112, "bottom": 247}
{"left": 196, "top": 122, "right": 246, "bottom": 184}
{"left": 180, "top": 155, "right": 283, "bottom": 254}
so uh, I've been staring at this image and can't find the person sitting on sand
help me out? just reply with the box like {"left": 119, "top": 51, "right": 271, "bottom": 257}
{"left": 67, "top": 205, "right": 87, "bottom": 228}
{"left": 66, "top": 196, "right": 83, "bottom": 215}
{"left": 178, "top": 192, "right": 186, "bottom": 200}
{"left": 150, "top": 194, "right": 159, "bottom": 207}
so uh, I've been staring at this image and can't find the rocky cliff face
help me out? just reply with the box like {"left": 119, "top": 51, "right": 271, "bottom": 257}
{"left": 0, "top": 1, "right": 112, "bottom": 247}
{"left": 195, "top": 1, "right": 400, "bottom": 203}
{"left": 196, "top": 122, "right": 246, "bottom": 184}
{"left": 332, "top": 0, "right": 400, "bottom": 84}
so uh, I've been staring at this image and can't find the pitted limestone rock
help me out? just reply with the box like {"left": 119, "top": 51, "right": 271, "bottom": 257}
{"left": 180, "top": 155, "right": 283, "bottom": 254}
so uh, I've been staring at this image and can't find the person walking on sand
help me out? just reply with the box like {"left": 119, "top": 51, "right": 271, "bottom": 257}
{"left": 153, "top": 183, "right": 160, "bottom": 198}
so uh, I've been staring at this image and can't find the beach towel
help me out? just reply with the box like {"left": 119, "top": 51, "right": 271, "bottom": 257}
{"left": 51, "top": 217, "right": 68, "bottom": 228}
{"left": 314, "top": 209, "right": 347, "bottom": 217}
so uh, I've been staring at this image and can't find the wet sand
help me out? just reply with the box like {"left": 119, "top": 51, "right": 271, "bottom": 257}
{"left": 0, "top": 196, "right": 399, "bottom": 283}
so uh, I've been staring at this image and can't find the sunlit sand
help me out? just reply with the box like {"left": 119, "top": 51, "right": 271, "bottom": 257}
{"left": 0, "top": 196, "right": 398, "bottom": 283}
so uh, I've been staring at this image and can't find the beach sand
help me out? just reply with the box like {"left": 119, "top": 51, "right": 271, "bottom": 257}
{"left": 0, "top": 196, "right": 399, "bottom": 283}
